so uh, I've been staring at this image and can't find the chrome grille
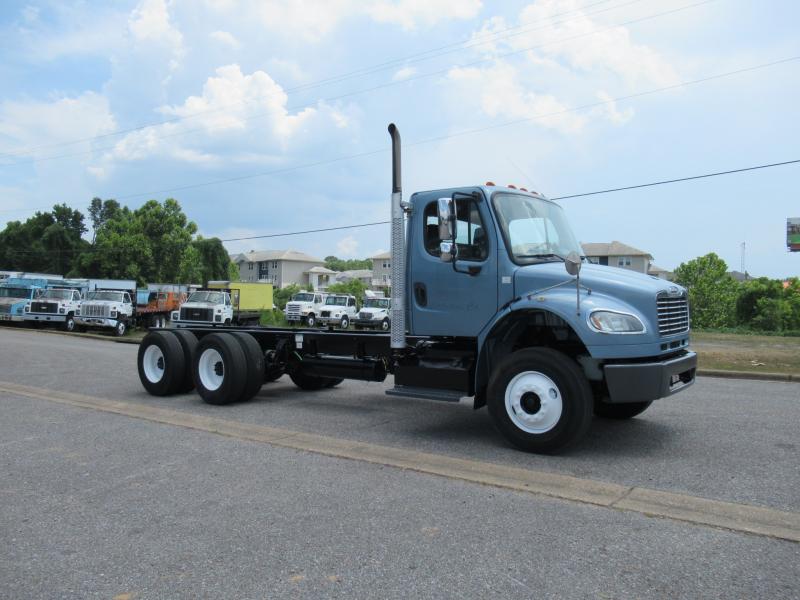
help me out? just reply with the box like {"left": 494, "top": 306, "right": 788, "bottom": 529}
{"left": 359, "top": 311, "right": 372, "bottom": 320}
{"left": 0, "top": 305, "right": 10, "bottom": 314}
{"left": 81, "top": 304, "right": 109, "bottom": 317}
{"left": 31, "top": 301, "right": 57, "bottom": 314}
{"left": 180, "top": 307, "right": 212, "bottom": 322}
{"left": 285, "top": 303, "right": 301, "bottom": 318}
{"left": 657, "top": 292, "right": 689, "bottom": 335}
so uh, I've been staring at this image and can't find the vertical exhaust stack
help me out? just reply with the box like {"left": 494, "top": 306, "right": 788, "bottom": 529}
{"left": 388, "top": 123, "right": 405, "bottom": 350}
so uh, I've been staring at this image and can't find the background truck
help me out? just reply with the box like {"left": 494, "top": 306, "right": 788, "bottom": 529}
{"left": 173, "top": 282, "right": 272, "bottom": 326}
{"left": 0, "top": 277, "right": 47, "bottom": 323}
{"left": 318, "top": 294, "right": 358, "bottom": 328}
{"left": 284, "top": 291, "right": 327, "bottom": 327}
{"left": 23, "top": 280, "right": 87, "bottom": 331}
{"left": 353, "top": 295, "right": 391, "bottom": 331}
{"left": 136, "top": 123, "right": 697, "bottom": 453}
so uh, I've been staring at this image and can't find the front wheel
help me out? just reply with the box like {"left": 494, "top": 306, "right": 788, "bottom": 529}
{"left": 340, "top": 316, "right": 349, "bottom": 329}
{"left": 305, "top": 314, "right": 316, "bottom": 328}
{"left": 488, "top": 348, "right": 593, "bottom": 453}
{"left": 114, "top": 320, "right": 127, "bottom": 337}
{"left": 380, "top": 318, "right": 390, "bottom": 331}
{"left": 594, "top": 400, "right": 652, "bottom": 419}
{"left": 63, "top": 315, "right": 76, "bottom": 332}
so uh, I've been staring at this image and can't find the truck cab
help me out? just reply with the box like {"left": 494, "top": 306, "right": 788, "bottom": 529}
{"left": 76, "top": 290, "right": 135, "bottom": 336}
{"left": 318, "top": 294, "right": 358, "bottom": 328}
{"left": 0, "top": 279, "right": 44, "bottom": 323}
{"left": 23, "top": 287, "right": 83, "bottom": 331}
{"left": 354, "top": 296, "right": 391, "bottom": 331}
{"left": 284, "top": 292, "right": 327, "bottom": 327}
{"left": 172, "top": 290, "right": 234, "bottom": 326}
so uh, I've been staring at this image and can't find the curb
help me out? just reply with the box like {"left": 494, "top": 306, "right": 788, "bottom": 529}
{"left": 697, "top": 369, "right": 797, "bottom": 383}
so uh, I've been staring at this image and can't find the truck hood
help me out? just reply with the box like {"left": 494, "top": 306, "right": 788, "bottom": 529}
{"left": 515, "top": 261, "right": 682, "bottom": 300}
{"left": 180, "top": 301, "right": 221, "bottom": 309}
{"left": 82, "top": 300, "right": 125, "bottom": 306}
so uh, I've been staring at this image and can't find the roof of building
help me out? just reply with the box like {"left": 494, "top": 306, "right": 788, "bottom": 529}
{"left": 305, "top": 266, "right": 337, "bottom": 274}
{"left": 581, "top": 241, "right": 653, "bottom": 259}
{"left": 234, "top": 250, "right": 324, "bottom": 264}
{"left": 335, "top": 269, "right": 373, "bottom": 279}
{"left": 648, "top": 264, "right": 672, "bottom": 274}
{"left": 371, "top": 251, "right": 391, "bottom": 260}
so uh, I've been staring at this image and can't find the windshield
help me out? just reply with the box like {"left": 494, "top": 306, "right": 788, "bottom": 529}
{"left": 87, "top": 291, "right": 125, "bottom": 302}
{"left": 291, "top": 293, "right": 315, "bottom": 303}
{"left": 40, "top": 289, "right": 74, "bottom": 300}
{"left": 492, "top": 194, "right": 582, "bottom": 263}
{"left": 187, "top": 291, "right": 226, "bottom": 304}
{"left": 364, "top": 298, "right": 389, "bottom": 309}
{"left": 0, "top": 287, "right": 29, "bottom": 299}
{"left": 325, "top": 296, "right": 348, "bottom": 306}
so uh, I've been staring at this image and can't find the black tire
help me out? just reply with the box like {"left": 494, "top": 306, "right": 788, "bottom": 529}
{"left": 289, "top": 371, "right": 332, "bottom": 391}
{"left": 305, "top": 314, "right": 316, "bottom": 328}
{"left": 192, "top": 333, "right": 247, "bottom": 405}
{"left": 325, "top": 378, "right": 344, "bottom": 388}
{"left": 487, "top": 348, "right": 593, "bottom": 453}
{"left": 114, "top": 320, "right": 127, "bottom": 337}
{"left": 171, "top": 330, "right": 198, "bottom": 393}
{"left": 137, "top": 331, "right": 186, "bottom": 396}
{"left": 230, "top": 332, "right": 265, "bottom": 402}
{"left": 63, "top": 315, "right": 76, "bottom": 332}
{"left": 340, "top": 316, "right": 349, "bottom": 329}
{"left": 594, "top": 400, "right": 653, "bottom": 419}
{"left": 380, "top": 319, "right": 390, "bottom": 331}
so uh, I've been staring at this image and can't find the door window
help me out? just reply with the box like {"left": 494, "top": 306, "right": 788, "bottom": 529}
{"left": 423, "top": 198, "right": 488, "bottom": 261}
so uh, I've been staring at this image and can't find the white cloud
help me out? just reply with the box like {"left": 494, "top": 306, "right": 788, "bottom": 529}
{"left": 210, "top": 30, "right": 241, "bottom": 50}
{"left": 392, "top": 66, "right": 418, "bottom": 81}
{"left": 106, "top": 64, "right": 354, "bottom": 163}
{"left": 128, "top": 0, "right": 185, "bottom": 66}
{"left": 336, "top": 235, "right": 359, "bottom": 257}
{"left": 447, "top": 64, "right": 587, "bottom": 134}
{"left": 367, "top": 0, "right": 482, "bottom": 30}
{"left": 0, "top": 92, "right": 117, "bottom": 155}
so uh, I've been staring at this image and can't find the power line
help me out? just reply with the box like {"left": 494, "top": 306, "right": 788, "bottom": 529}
{"left": 6, "top": 155, "right": 798, "bottom": 255}
{"left": 0, "top": 0, "right": 640, "bottom": 159}
{"left": 550, "top": 159, "right": 800, "bottom": 200}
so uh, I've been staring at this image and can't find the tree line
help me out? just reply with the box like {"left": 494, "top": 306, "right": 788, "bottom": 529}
{"left": 0, "top": 198, "right": 234, "bottom": 286}
{"left": 674, "top": 253, "right": 800, "bottom": 333}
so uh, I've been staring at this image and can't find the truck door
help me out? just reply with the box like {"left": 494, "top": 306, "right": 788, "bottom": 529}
{"left": 410, "top": 193, "right": 498, "bottom": 337}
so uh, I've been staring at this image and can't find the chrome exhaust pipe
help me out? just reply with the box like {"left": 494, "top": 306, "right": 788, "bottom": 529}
{"left": 388, "top": 123, "right": 405, "bottom": 350}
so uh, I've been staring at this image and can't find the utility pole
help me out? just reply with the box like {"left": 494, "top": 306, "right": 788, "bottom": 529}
{"left": 740, "top": 242, "right": 747, "bottom": 279}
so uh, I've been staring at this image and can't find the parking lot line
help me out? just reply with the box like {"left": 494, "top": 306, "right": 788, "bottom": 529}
{"left": 1, "top": 379, "right": 798, "bottom": 543}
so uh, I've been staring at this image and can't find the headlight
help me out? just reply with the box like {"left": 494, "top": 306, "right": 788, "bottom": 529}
{"left": 172, "top": 311, "right": 179, "bottom": 320}
{"left": 588, "top": 310, "right": 645, "bottom": 334}
{"left": 59, "top": 308, "right": 66, "bottom": 314}
{"left": 76, "top": 308, "right": 81, "bottom": 315}
{"left": 110, "top": 310, "right": 117, "bottom": 317}
{"left": 24, "top": 305, "right": 30, "bottom": 312}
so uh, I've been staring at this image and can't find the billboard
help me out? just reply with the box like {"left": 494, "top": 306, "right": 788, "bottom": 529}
{"left": 789, "top": 218, "right": 800, "bottom": 252}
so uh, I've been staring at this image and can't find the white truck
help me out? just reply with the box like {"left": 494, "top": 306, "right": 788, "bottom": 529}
{"left": 318, "top": 294, "right": 358, "bottom": 328}
{"left": 172, "top": 289, "right": 234, "bottom": 326}
{"left": 23, "top": 287, "right": 84, "bottom": 331}
{"left": 353, "top": 296, "right": 391, "bottom": 331}
{"left": 76, "top": 290, "right": 135, "bottom": 336}
{"left": 284, "top": 292, "right": 327, "bottom": 327}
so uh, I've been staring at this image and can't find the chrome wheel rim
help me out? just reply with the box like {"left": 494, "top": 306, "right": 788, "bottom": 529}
{"left": 142, "top": 344, "right": 165, "bottom": 383}
{"left": 504, "top": 371, "right": 563, "bottom": 434}
{"left": 198, "top": 348, "right": 224, "bottom": 391}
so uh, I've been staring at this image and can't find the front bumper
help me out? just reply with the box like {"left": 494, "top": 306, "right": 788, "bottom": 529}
{"left": 603, "top": 351, "right": 697, "bottom": 404}
{"left": 75, "top": 317, "right": 117, "bottom": 328}
{"left": 353, "top": 318, "right": 380, "bottom": 328}
{"left": 24, "top": 313, "right": 66, "bottom": 323}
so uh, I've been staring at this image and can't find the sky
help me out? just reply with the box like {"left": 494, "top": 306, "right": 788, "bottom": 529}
{"left": 0, "top": 0, "right": 798, "bottom": 277}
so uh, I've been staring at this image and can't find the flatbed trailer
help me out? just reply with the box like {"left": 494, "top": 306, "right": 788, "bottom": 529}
{"left": 137, "top": 123, "right": 696, "bottom": 453}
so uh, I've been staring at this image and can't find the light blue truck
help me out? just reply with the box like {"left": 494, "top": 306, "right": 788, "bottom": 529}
{"left": 136, "top": 124, "right": 696, "bottom": 453}
{"left": 0, "top": 278, "right": 47, "bottom": 323}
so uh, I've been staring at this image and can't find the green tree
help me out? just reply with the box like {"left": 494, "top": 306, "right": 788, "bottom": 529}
{"left": 323, "top": 255, "right": 372, "bottom": 272}
{"left": 735, "top": 277, "right": 784, "bottom": 325}
{"left": 674, "top": 253, "right": 740, "bottom": 329}
{"left": 325, "top": 280, "right": 369, "bottom": 307}
{"left": 191, "top": 237, "right": 232, "bottom": 283}
{"left": 228, "top": 261, "right": 240, "bottom": 282}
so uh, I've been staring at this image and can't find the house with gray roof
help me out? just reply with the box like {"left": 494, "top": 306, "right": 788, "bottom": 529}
{"left": 231, "top": 250, "right": 333, "bottom": 289}
{"left": 581, "top": 241, "right": 654, "bottom": 274}
{"left": 370, "top": 251, "right": 392, "bottom": 290}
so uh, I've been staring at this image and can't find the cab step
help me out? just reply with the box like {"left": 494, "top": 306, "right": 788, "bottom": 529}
{"left": 385, "top": 386, "right": 464, "bottom": 402}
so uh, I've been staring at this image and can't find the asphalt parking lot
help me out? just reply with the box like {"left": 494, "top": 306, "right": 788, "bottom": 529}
{"left": 1, "top": 327, "right": 798, "bottom": 599}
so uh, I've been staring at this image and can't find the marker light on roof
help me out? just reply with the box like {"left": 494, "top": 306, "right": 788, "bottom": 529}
{"left": 520, "top": 187, "right": 528, "bottom": 192}
{"left": 485, "top": 181, "right": 495, "bottom": 186}
{"left": 508, "top": 184, "right": 517, "bottom": 189}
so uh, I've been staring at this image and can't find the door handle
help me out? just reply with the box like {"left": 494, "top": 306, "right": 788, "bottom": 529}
{"left": 414, "top": 282, "right": 427, "bottom": 307}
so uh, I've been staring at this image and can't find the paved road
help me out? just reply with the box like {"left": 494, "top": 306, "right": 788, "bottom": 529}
{"left": 1, "top": 327, "right": 798, "bottom": 598}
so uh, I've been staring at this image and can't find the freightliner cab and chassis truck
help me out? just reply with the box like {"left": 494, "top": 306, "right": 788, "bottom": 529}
{"left": 137, "top": 124, "right": 697, "bottom": 453}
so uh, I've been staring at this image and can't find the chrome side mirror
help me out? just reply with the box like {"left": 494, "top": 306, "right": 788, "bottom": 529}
{"left": 439, "top": 241, "right": 455, "bottom": 262}
{"left": 437, "top": 197, "right": 455, "bottom": 242}
{"left": 565, "top": 251, "right": 582, "bottom": 276}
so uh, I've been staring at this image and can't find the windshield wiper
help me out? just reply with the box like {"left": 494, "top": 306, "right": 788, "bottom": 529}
{"left": 516, "top": 253, "right": 565, "bottom": 260}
